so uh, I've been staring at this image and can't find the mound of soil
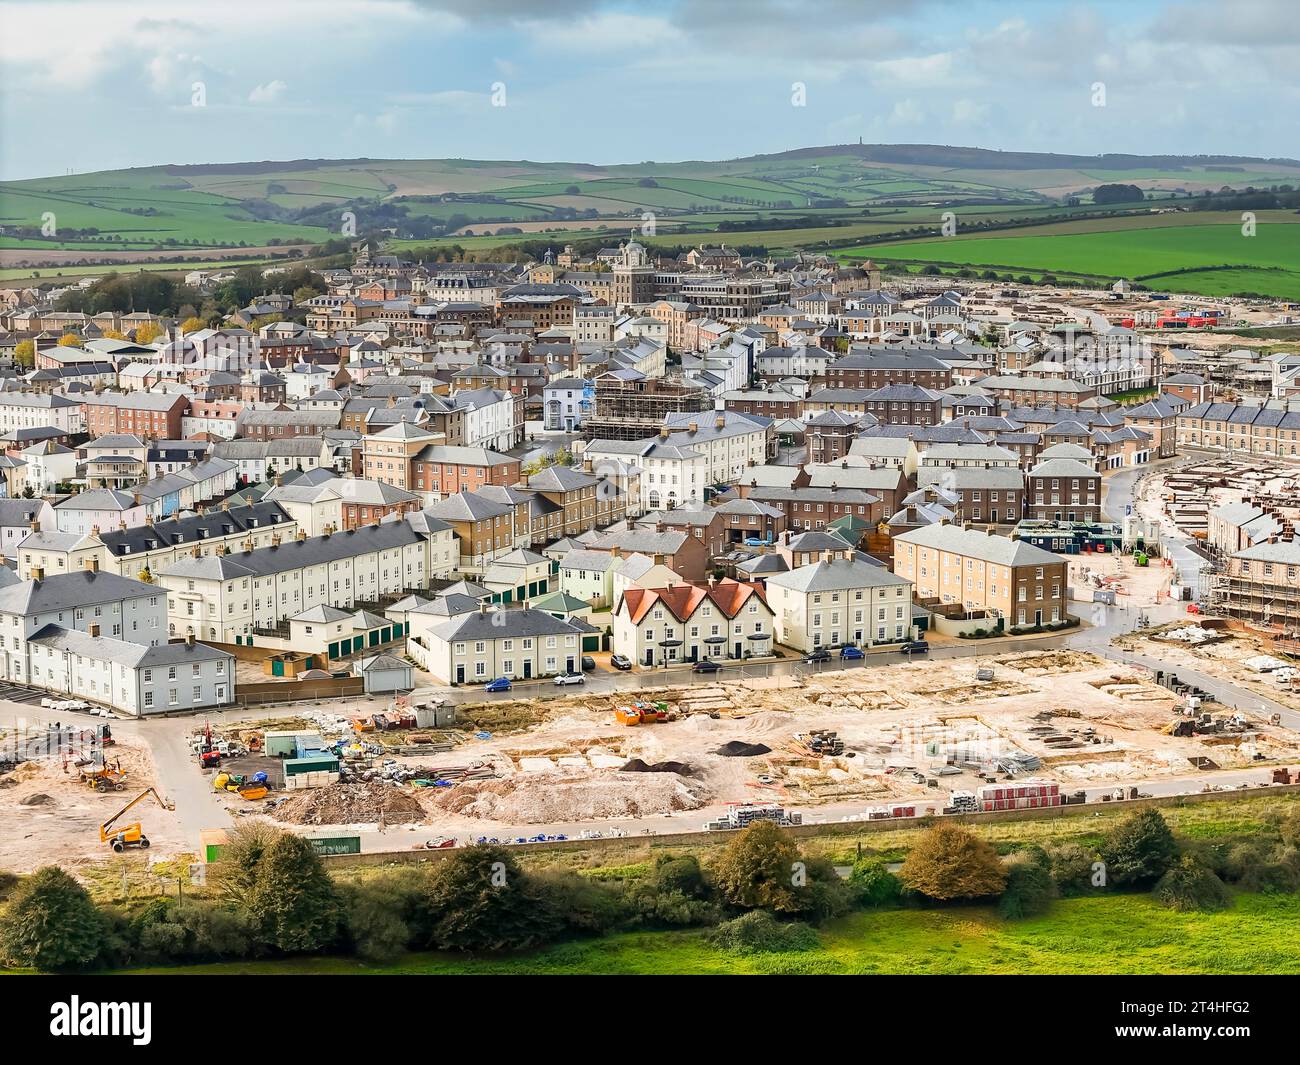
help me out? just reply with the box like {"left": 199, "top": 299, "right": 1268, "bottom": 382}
{"left": 18, "top": 793, "right": 53, "bottom": 806}
{"left": 270, "top": 782, "right": 425, "bottom": 826}
{"left": 715, "top": 741, "right": 771, "bottom": 757}
{"left": 621, "top": 758, "right": 695, "bottom": 775}
{"left": 430, "top": 770, "right": 708, "bottom": 824}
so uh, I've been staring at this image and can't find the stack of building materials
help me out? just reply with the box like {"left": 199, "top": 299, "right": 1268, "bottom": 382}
{"left": 976, "top": 778, "right": 1061, "bottom": 812}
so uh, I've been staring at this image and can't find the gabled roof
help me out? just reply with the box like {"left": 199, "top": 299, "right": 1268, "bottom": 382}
{"left": 617, "top": 578, "right": 768, "bottom": 625}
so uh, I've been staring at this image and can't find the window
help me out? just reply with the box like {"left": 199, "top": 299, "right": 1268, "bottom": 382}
{"left": 144, "top": 691, "right": 154, "bottom": 708}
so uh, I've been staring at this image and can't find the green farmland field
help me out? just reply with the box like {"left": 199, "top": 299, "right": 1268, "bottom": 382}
{"left": 843, "top": 215, "right": 1300, "bottom": 299}
{"left": 104, "top": 892, "right": 1300, "bottom": 976}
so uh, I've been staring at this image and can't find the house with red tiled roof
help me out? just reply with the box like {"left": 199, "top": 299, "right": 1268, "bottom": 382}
{"left": 612, "top": 577, "right": 773, "bottom": 668}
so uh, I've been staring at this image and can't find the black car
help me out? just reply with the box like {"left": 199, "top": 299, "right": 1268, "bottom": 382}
{"left": 803, "top": 649, "right": 832, "bottom": 663}
{"left": 692, "top": 659, "right": 722, "bottom": 673}
{"left": 900, "top": 640, "right": 930, "bottom": 655}
{"left": 581, "top": 655, "right": 596, "bottom": 672}
{"left": 610, "top": 654, "right": 633, "bottom": 671}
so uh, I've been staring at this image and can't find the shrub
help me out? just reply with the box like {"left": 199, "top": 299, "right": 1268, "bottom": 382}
{"left": 849, "top": 858, "right": 902, "bottom": 908}
{"left": 0, "top": 871, "right": 19, "bottom": 900}
{"left": 1154, "top": 856, "right": 1231, "bottom": 913}
{"left": 1047, "top": 843, "right": 1102, "bottom": 896}
{"left": 997, "top": 847, "right": 1058, "bottom": 919}
{"left": 1099, "top": 809, "right": 1179, "bottom": 886}
{"left": 247, "top": 834, "right": 342, "bottom": 954}
{"left": 0, "top": 866, "right": 105, "bottom": 971}
{"left": 1236, "top": 845, "right": 1300, "bottom": 895}
{"left": 211, "top": 821, "right": 283, "bottom": 907}
{"left": 418, "top": 846, "right": 562, "bottom": 952}
{"left": 534, "top": 871, "right": 625, "bottom": 935}
{"left": 899, "top": 824, "right": 1007, "bottom": 901}
{"left": 709, "top": 911, "right": 820, "bottom": 955}
{"left": 710, "top": 821, "right": 804, "bottom": 914}
{"left": 626, "top": 854, "right": 720, "bottom": 927}
{"left": 338, "top": 875, "right": 421, "bottom": 962}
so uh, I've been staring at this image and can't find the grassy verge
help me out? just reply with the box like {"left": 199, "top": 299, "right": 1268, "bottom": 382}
{"left": 105, "top": 891, "right": 1300, "bottom": 975}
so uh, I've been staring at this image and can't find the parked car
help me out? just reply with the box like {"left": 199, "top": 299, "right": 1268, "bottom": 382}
{"left": 803, "top": 649, "right": 832, "bottom": 663}
{"left": 692, "top": 659, "right": 722, "bottom": 673}
{"left": 610, "top": 654, "right": 633, "bottom": 671}
{"left": 580, "top": 655, "right": 596, "bottom": 672}
{"left": 484, "top": 677, "right": 512, "bottom": 693}
{"left": 901, "top": 640, "right": 930, "bottom": 656}
{"left": 839, "top": 645, "right": 865, "bottom": 660}
{"left": 553, "top": 671, "right": 585, "bottom": 686}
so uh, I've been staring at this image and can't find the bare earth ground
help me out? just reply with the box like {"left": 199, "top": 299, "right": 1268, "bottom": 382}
{"left": 205, "top": 649, "right": 1300, "bottom": 845}
{"left": 0, "top": 736, "right": 186, "bottom": 872}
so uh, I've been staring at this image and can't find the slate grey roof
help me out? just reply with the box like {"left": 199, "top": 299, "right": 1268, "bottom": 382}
{"left": 431, "top": 607, "right": 586, "bottom": 642}
{"left": 893, "top": 524, "right": 1064, "bottom": 566}
{"left": 28, "top": 625, "right": 234, "bottom": 668}
{"left": 101, "top": 502, "right": 293, "bottom": 558}
{"left": 559, "top": 548, "right": 617, "bottom": 572}
{"left": 1234, "top": 540, "right": 1300, "bottom": 565}
{"left": 0, "top": 570, "right": 157, "bottom": 616}
{"left": 766, "top": 557, "right": 911, "bottom": 594}
{"left": 159, "top": 521, "right": 425, "bottom": 581}
{"left": 1028, "top": 458, "right": 1099, "bottom": 479}
{"left": 0, "top": 499, "right": 46, "bottom": 526}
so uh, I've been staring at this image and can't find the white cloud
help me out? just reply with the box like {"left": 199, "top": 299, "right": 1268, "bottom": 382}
{"left": 248, "top": 80, "right": 288, "bottom": 104}
{"left": 888, "top": 99, "right": 926, "bottom": 126}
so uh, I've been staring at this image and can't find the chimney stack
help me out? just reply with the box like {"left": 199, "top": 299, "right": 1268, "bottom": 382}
{"left": 89, "top": 623, "right": 100, "bottom": 638}
{"left": 29, "top": 520, "right": 38, "bottom": 533}
{"left": 84, "top": 558, "right": 100, "bottom": 573}
{"left": 32, "top": 566, "right": 44, "bottom": 582}
{"left": 186, "top": 633, "right": 195, "bottom": 647}
{"left": 133, "top": 492, "right": 142, "bottom": 507}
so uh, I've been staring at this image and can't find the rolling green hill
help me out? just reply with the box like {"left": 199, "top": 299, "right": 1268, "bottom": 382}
{"left": 4, "top": 144, "right": 1298, "bottom": 256}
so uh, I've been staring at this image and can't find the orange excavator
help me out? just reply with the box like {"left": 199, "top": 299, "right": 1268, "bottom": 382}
{"left": 99, "top": 787, "right": 175, "bottom": 853}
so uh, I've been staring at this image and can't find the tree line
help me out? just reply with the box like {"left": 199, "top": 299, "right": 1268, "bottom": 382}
{"left": 4, "top": 803, "right": 1296, "bottom": 972}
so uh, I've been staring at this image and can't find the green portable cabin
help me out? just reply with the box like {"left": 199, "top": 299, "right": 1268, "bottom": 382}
{"left": 306, "top": 835, "right": 361, "bottom": 856}
{"left": 264, "top": 730, "right": 323, "bottom": 758}
{"left": 284, "top": 754, "right": 341, "bottom": 778}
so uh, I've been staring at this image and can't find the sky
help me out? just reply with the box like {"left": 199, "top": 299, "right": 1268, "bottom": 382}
{"left": 1, "top": 0, "right": 1297, "bottom": 181}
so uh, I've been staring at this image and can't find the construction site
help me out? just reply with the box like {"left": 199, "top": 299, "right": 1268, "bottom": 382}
{"left": 177, "top": 647, "right": 1300, "bottom": 853}
{"left": 6, "top": 637, "right": 1300, "bottom": 871}
{"left": 1154, "top": 457, "right": 1300, "bottom": 547}
{"left": 0, "top": 724, "right": 187, "bottom": 872}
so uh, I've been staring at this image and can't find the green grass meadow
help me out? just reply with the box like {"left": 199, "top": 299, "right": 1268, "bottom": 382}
{"left": 105, "top": 892, "right": 1300, "bottom": 976}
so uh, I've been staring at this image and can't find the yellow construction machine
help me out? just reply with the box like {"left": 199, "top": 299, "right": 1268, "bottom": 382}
{"left": 99, "top": 787, "right": 175, "bottom": 853}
